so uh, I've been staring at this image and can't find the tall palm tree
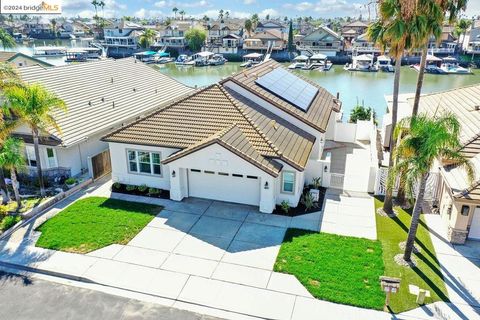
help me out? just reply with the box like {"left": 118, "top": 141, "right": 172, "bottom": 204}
{"left": 218, "top": 9, "right": 224, "bottom": 21}
{"left": 225, "top": 11, "right": 230, "bottom": 21}
{"left": 91, "top": 0, "right": 99, "bottom": 17}
{"left": 0, "top": 29, "right": 16, "bottom": 50}
{"left": 172, "top": 7, "right": 178, "bottom": 19}
{"left": 0, "top": 137, "right": 26, "bottom": 210}
{"left": 251, "top": 14, "right": 259, "bottom": 30}
{"left": 179, "top": 10, "right": 186, "bottom": 21}
{"left": 4, "top": 83, "right": 66, "bottom": 198}
{"left": 50, "top": 19, "right": 57, "bottom": 36}
{"left": 454, "top": 18, "right": 471, "bottom": 54}
{"left": 244, "top": 19, "right": 253, "bottom": 37}
{"left": 392, "top": 114, "right": 474, "bottom": 262}
{"left": 368, "top": 0, "right": 429, "bottom": 215}
{"left": 139, "top": 29, "right": 156, "bottom": 49}
{"left": 411, "top": 0, "right": 468, "bottom": 117}
{"left": 98, "top": 0, "right": 105, "bottom": 17}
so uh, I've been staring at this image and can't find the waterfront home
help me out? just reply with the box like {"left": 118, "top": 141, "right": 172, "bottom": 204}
{"left": 425, "top": 25, "right": 457, "bottom": 55}
{"left": 206, "top": 23, "right": 242, "bottom": 45}
{"left": 466, "top": 20, "right": 480, "bottom": 55}
{"left": 296, "top": 26, "right": 343, "bottom": 57}
{"left": 155, "top": 22, "right": 195, "bottom": 50}
{"left": 13, "top": 58, "right": 192, "bottom": 180}
{"left": 243, "top": 30, "right": 287, "bottom": 51}
{"left": 348, "top": 33, "right": 382, "bottom": 55}
{"left": 59, "top": 20, "right": 90, "bottom": 39}
{"left": 103, "top": 20, "right": 145, "bottom": 58}
{"left": 24, "top": 18, "right": 55, "bottom": 39}
{"left": 0, "top": 51, "right": 53, "bottom": 68}
{"left": 341, "top": 20, "right": 369, "bottom": 44}
{"left": 255, "top": 21, "right": 288, "bottom": 33}
{"left": 381, "top": 85, "right": 480, "bottom": 244}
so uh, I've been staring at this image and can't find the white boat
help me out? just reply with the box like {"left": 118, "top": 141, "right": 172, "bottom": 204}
{"left": 288, "top": 55, "right": 308, "bottom": 69}
{"left": 240, "top": 53, "right": 264, "bottom": 68}
{"left": 439, "top": 56, "right": 472, "bottom": 74}
{"left": 33, "top": 46, "right": 67, "bottom": 57}
{"left": 134, "top": 51, "right": 160, "bottom": 64}
{"left": 302, "top": 54, "right": 333, "bottom": 71}
{"left": 65, "top": 47, "right": 102, "bottom": 62}
{"left": 208, "top": 54, "right": 227, "bottom": 66}
{"left": 375, "top": 55, "right": 395, "bottom": 72}
{"left": 192, "top": 51, "right": 215, "bottom": 66}
{"left": 156, "top": 52, "right": 175, "bottom": 64}
{"left": 175, "top": 54, "right": 195, "bottom": 66}
{"left": 411, "top": 54, "right": 444, "bottom": 74}
{"left": 344, "top": 54, "right": 377, "bottom": 72}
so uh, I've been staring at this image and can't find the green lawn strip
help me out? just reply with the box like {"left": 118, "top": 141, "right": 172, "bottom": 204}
{"left": 36, "top": 196, "right": 162, "bottom": 253}
{"left": 374, "top": 197, "right": 449, "bottom": 313}
{"left": 274, "top": 229, "right": 385, "bottom": 310}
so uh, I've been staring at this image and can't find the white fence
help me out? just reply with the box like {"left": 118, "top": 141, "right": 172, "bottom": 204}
{"left": 330, "top": 173, "right": 345, "bottom": 190}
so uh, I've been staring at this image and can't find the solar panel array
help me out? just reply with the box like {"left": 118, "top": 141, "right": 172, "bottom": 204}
{"left": 255, "top": 68, "right": 318, "bottom": 111}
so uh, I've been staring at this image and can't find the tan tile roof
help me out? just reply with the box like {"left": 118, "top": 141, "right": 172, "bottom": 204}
{"left": 442, "top": 153, "right": 480, "bottom": 202}
{"left": 18, "top": 58, "right": 193, "bottom": 147}
{"left": 223, "top": 59, "right": 341, "bottom": 133}
{"left": 0, "top": 51, "right": 16, "bottom": 62}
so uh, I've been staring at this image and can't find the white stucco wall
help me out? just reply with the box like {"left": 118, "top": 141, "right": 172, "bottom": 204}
{"left": 275, "top": 161, "right": 305, "bottom": 207}
{"left": 109, "top": 142, "right": 179, "bottom": 189}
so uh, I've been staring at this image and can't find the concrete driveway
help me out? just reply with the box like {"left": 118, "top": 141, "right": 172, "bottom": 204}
{"left": 319, "top": 189, "right": 377, "bottom": 240}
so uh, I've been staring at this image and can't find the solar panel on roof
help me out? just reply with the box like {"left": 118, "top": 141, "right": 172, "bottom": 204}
{"left": 255, "top": 68, "right": 318, "bottom": 111}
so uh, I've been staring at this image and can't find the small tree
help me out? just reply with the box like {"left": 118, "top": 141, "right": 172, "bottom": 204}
{"left": 287, "top": 20, "right": 294, "bottom": 52}
{"left": 185, "top": 28, "right": 206, "bottom": 52}
{"left": 139, "top": 29, "right": 156, "bottom": 48}
{"left": 349, "top": 103, "right": 376, "bottom": 124}
{"left": 0, "top": 137, "right": 26, "bottom": 210}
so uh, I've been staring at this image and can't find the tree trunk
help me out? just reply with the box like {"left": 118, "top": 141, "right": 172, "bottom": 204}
{"left": 0, "top": 168, "right": 9, "bottom": 204}
{"left": 411, "top": 46, "right": 428, "bottom": 117}
{"left": 404, "top": 173, "right": 428, "bottom": 262}
{"left": 32, "top": 128, "right": 46, "bottom": 197}
{"left": 383, "top": 56, "right": 402, "bottom": 215}
{"left": 10, "top": 168, "right": 21, "bottom": 211}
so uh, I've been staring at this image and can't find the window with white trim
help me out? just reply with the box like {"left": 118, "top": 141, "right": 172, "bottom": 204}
{"left": 127, "top": 150, "right": 161, "bottom": 176}
{"left": 25, "top": 146, "right": 37, "bottom": 167}
{"left": 281, "top": 171, "right": 295, "bottom": 193}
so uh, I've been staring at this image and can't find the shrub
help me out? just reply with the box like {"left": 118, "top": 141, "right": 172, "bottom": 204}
{"left": 148, "top": 188, "right": 161, "bottom": 196}
{"left": 301, "top": 192, "right": 315, "bottom": 212}
{"left": 137, "top": 184, "right": 148, "bottom": 193}
{"left": 280, "top": 200, "right": 290, "bottom": 214}
{"left": 112, "top": 182, "right": 122, "bottom": 190}
{"left": 65, "top": 177, "right": 77, "bottom": 185}
{"left": 0, "top": 215, "right": 21, "bottom": 231}
{"left": 312, "top": 177, "right": 322, "bottom": 189}
{"left": 126, "top": 185, "right": 137, "bottom": 192}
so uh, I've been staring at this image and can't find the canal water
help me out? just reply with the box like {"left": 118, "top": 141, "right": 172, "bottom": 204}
{"left": 9, "top": 42, "right": 480, "bottom": 122}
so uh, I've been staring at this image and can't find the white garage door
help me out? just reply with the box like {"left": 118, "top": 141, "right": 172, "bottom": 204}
{"left": 469, "top": 206, "right": 480, "bottom": 240}
{"left": 188, "top": 169, "right": 260, "bottom": 206}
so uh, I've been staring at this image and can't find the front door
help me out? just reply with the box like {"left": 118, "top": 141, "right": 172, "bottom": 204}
{"left": 469, "top": 206, "right": 480, "bottom": 240}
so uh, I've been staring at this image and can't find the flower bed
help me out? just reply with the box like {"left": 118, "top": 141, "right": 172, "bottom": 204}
{"left": 111, "top": 183, "right": 170, "bottom": 199}
{"left": 272, "top": 187, "right": 326, "bottom": 217}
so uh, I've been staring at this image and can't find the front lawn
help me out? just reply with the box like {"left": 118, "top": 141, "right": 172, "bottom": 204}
{"left": 274, "top": 229, "right": 385, "bottom": 310}
{"left": 36, "top": 197, "right": 161, "bottom": 253}
{"left": 375, "top": 198, "right": 448, "bottom": 312}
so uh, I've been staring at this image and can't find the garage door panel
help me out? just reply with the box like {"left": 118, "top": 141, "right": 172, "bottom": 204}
{"left": 188, "top": 170, "right": 260, "bottom": 206}
{"left": 469, "top": 207, "right": 480, "bottom": 240}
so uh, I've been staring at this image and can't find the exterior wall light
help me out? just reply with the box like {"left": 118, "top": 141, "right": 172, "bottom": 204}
{"left": 324, "top": 165, "right": 328, "bottom": 172}
{"left": 172, "top": 170, "right": 176, "bottom": 178}
{"left": 264, "top": 182, "right": 269, "bottom": 189}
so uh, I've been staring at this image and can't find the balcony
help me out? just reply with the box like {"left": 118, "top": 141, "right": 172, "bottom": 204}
{"left": 345, "top": 46, "right": 382, "bottom": 53}
{"left": 297, "top": 44, "right": 341, "bottom": 52}
{"left": 243, "top": 43, "right": 285, "bottom": 50}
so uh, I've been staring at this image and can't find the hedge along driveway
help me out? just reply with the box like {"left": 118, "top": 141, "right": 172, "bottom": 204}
{"left": 36, "top": 197, "right": 162, "bottom": 253}
{"left": 274, "top": 229, "right": 385, "bottom": 310}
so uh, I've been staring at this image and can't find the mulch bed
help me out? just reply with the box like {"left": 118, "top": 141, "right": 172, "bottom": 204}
{"left": 111, "top": 184, "right": 170, "bottom": 199}
{"left": 272, "top": 187, "right": 326, "bottom": 217}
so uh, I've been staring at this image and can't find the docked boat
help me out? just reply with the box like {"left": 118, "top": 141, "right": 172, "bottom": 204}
{"left": 411, "top": 54, "right": 444, "bottom": 74}
{"left": 240, "top": 53, "right": 264, "bottom": 68}
{"left": 193, "top": 51, "right": 215, "bottom": 66}
{"left": 375, "top": 55, "right": 395, "bottom": 72}
{"left": 175, "top": 54, "right": 195, "bottom": 66}
{"left": 65, "top": 47, "right": 102, "bottom": 62}
{"left": 344, "top": 54, "right": 377, "bottom": 72}
{"left": 208, "top": 54, "right": 227, "bottom": 66}
{"left": 134, "top": 51, "right": 160, "bottom": 64}
{"left": 156, "top": 52, "right": 175, "bottom": 64}
{"left": 439, "top": 56, "right": 472, "bottom": 74}
{"left": 303, "top": 53, "right": 333, "bottom": 71}
{"left": 288, "top": 55, "right": 308, "bottom": 69}
{"left": 33, "top": 46, "right": 67, "bottom": 57}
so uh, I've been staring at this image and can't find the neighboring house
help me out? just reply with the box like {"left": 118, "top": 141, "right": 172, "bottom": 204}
{"left": 14, "top": 58, "right": 193, "bottom": 180}
{"left": 255, "top": 21, "right": 288, "bottom": 33}
{"left": 155, "top": 23, "right": 192, "bottom": 49}
{"left": 296, "top": 26, "right": 343, "bottom": 57}
{"left": 349, "top": 33, "right": 382, "bottom": 55}
{"left": 425, "top": 25, "right": 457, "bottom": 55}
{"left": 24, "top": 19, "right": 54, "bottom": 39}
{"left": 381, "top": 85, "right": 480, "bottom": 244}
{"left": 103, "top": 20, "right": 144, "bottom": 57}
{"left": 59, "top": 21, "right": 89, "bottom": 38}
{"left": 341, "top": 20, "right": 369, "bottom": 41}
{"left": 205, "top": 22, "right": 243, "bottom": 54}
{"left": 0, "top": 51, "right": 53, "bottom": 68}
{"left": 103, "top": 60, "right": 344, "bottom": 213}
{"left": 243, "top": 30, "right": 287, "bottom": 51}
{"left": 466, "top": 20, "right": 480, "bottom": 54}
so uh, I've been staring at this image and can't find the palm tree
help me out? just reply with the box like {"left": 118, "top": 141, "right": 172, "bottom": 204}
{"left": 98, "top": 0, "right": 105, "bottom": 17}
{"left": 4, "top": 83, "right": 66, "bottom": 198}
{"left": 0, "top": 29, "right": 16, "bottom": 50}
{"left": 172, "top": 7, "right": 178, "bottom": 19}
{"left": 225, "top": 11, "right": 230, "bottom": 21}
{"left": 179, "top": 10, "right": 186, "bottom": 21}
{"left": 202, "top": 15, "right": 209, "bottom": 25}
{"left": 91, "top": 0, "right": 99, "bottom": 17}
{"left": 50, "top": 19, "right": 57, "bottom": 36}
{"left": 218, "top": 9, "right": 224, "bottom": 21}
{"left": 392, "top": 114, "right": 474, "bottom": 262}
{"left": 251, "top": 14, "right": 259, "bottom": 30}
{"left": 244, "top": 19, "right": 253, "bottom": 37}
{"left": 368, "top": 0, "right": 429, "bottom": 215}
{"left": 454, "top": 18, "right": 471, "bottom": 54}
{"left": 139, "top": 29, "right": 156, "bottom": 49}
{"left": 0, "top": 137, "right": 26, "bottom": 210}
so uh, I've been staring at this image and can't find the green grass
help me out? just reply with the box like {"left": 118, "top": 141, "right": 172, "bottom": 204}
{"left": 36, "top": 197, "right": 161, "bottom": 253}
{"left": 274, "top": 229, "right": 386, "bottom": 310}
{"left": 375, "top": 197, "right": 448, "bottom": 312}
{"left": 0, "top": 215, "right": 21, "bottom": 231}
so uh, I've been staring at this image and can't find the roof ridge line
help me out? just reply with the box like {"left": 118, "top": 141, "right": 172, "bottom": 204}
{"left": 218, "top": 85, "right": 281, "bottom": 156}
{"left": 408, "top": 83, "right": 480, "bottom": 100}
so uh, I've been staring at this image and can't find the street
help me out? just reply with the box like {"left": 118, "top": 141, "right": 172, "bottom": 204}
{"left": 0, "top": 271, "right": 223, "bottom": 320}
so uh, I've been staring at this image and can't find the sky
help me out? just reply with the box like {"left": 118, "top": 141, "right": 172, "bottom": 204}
{"left": 60, "top": 0, "right": 480, "bottom": 21}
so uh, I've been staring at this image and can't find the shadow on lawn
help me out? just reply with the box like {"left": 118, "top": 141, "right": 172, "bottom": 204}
{"left": 98, "top": 198, "right": 162, "bottom": 215}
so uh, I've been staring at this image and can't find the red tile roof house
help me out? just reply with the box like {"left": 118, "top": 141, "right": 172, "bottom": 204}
{"left": 102, "top": 60, "right": 347, "bottom": 213}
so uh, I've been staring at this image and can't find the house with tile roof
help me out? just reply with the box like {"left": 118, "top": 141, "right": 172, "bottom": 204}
{"left": 296, "top": 26, "right": 343, "bottom": 57}
{"left": 103, "top": 60, "right": 356, "bottom": 213}
{"left": 381, "top": 84, "right": 480, "bottom": 243}
{"left": 13, "top": 58, "right": 193, "bottom": 180}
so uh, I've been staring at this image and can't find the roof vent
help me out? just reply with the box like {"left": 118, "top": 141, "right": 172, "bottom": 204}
{"left": 112, "top": 101, "right": 115, "bottom": 108}
{"left": 133, "top": 88, "right": 136, "bottom": 92}
{"left": 475, "top": 105, "right": 480, "bottom": 111}
{"left": 155, "top": 89, "right": 158, "bottom": 94}
{"left": 111, "top": 77, "right": 113, "bottom": 83}
{"left": 88, "top": 101, "right": 91, "bottom": 106}
{"left": 101, "top": 97, "right": 105, "bottom": 102}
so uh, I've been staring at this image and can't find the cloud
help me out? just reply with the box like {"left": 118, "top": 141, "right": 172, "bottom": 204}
{"left": 134, "top": 8, "right": 163, "bottom": 18}
{"left": 259, "top": 8, "right": 279, "bottom": 18}
{"left": 193, "top": 9, "right": 251, "bottom": 19}
{"left": 62, "top": 0, "right": 127, "bottom": 18}
{"left": 154, "top": 0, "right": 210, "bottom": 9}
{"left": 243, "top": 0, "right": 256, "bottom": 4}
{"left": 282, "top": 0, "right": 368, "bottom": 17}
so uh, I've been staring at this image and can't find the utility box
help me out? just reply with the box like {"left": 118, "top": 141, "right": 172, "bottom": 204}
{"left": 309, "top": 189, "right": 320, "bottom": 202}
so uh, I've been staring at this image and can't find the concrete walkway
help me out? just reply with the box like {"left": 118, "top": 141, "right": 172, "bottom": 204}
{"left": 320, "top": 189, "right": 377, "bottom": 240}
